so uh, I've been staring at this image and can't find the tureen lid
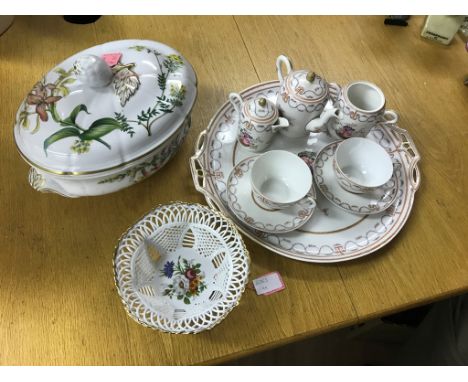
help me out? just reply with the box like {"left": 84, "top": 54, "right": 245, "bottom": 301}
{"left": 285, "top": 70, "right": 328, "bottom": 104}
{"left": 14, "top": 39, "right": 197, "bottom": 175}
{"left": 243, "top": 97, "right": 279, "bottom": 125}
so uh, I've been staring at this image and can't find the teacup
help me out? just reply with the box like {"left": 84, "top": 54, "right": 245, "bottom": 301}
{"left": 333, "top": 138, "right": 393, "bottom": 194}
{"left": 306, "top": 81, "right": 399, "bottom": 140}
{"left": 250, "top": 150, "right": 316, "bottom": 210}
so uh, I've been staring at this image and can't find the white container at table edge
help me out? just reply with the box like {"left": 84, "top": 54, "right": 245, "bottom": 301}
{"left": 14, "top": 39, "right": 197, "bottom": 197}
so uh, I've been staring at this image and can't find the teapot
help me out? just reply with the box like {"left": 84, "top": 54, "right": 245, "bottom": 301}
{"left": 229, "top": 93, "right": 289, "bottom": 152}
{"left": 276, "top": 55, "right": 337, "bottom": 138}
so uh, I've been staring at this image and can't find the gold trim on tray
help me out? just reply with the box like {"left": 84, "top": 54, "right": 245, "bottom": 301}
{"left": 297, "top": 214, "right": 368, "bottom": 235}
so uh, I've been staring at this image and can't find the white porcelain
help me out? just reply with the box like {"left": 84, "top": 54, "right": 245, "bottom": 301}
{"left": 306, "top": 81, "right": 399, "bottom": 140}
{"left": 227, "top": 157, "right": 316, "bottom": 233}
{"left": 275, "top": 55, "right": 330, "bottom": 138}
{"left": 14, "top": 39, "right": 197, "bottom": 197}
{"left": 74, "top": 55, "right": 114, "bottom": 88}
{"left": 228, "top": 93, "right": 288, "bottom": 152}
{"left": 250, "top": 150, "right": 315, "bottom": 209}
{"left": 314, "top": 141, "right": 399, "bottom": 215}
{"left": 190, "top": 81, "right": 421, "bottom": 263}
{"left": 114, "top": 202, "right": 250, "bottom": 334}
{"left": 334, "top": 137, "right": 394, "bottom": 193}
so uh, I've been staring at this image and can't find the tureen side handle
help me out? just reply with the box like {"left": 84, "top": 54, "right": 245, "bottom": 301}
{"left": 28, "top": 168, "right": 78, "bottom": 198}
{"left": 276, "top": 54, "right": 293, "bottom": 83}
{"left": 190, "top": 130, "right": 225, "bottom": 212}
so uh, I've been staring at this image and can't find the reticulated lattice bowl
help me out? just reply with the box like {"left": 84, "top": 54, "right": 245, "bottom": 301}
{"left": 114, "top": 202, "right": 250, "bottom": 334}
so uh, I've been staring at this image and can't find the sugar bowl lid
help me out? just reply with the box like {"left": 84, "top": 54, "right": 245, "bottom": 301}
{"left": 14, "top": 39, "right": 197, "bottom": 175}
{"left": 285, "top": 70, "right": 328, "bottom": 104}
{"left": 243, "top": 97, "right": 279, "bottom": 125}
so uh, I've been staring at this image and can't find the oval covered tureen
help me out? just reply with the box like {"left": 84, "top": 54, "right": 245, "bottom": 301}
{"left": 14, "top": 39, "right": 197, "bottom": 197}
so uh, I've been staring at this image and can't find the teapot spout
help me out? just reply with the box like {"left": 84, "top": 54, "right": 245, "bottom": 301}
{"left": 305, "top": 108, "right": 338, "bottom": 133}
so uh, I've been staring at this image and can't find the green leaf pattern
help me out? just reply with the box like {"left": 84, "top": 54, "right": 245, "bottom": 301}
{"left": 18, "top": 45, "right": 187, "bottom": 156}
{"left": 97, "top": 123, "right": 187, "bottom": 184}
{"left": 160, "top": 257, "right": 206, "bottom": 305}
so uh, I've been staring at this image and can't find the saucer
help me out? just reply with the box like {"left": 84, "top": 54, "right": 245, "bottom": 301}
{"left": 313, "top": 141, "right": 400, "bottom": 215}
{"left": 227, "top": 156, "right": 316, "bottom": 234}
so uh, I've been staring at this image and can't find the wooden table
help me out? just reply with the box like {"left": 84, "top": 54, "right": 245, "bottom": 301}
{"left": 1, "top": 16, "right": 467, "bottom": 366}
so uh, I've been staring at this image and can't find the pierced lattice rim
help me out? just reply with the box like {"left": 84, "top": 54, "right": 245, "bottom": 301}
{"left": 113, "top": 202, "right": 250, "bottom": 334}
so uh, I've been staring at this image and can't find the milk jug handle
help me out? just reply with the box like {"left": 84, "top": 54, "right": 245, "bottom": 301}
{"left": 228, "top": 93, "right": 243, "bottom": 116}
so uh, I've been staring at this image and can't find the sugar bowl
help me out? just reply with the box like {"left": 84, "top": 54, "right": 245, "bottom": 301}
{"left": 229, "top": 93, "right": 289, "bottom": 152}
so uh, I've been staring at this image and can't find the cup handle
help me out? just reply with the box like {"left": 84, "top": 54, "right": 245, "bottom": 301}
{"left": 228, "top": 92, "right": 243, "bottom": 116}
{"left": 328, "top": 82, "right": 342, "bottom": 102}
{"left": 304, "top": 193, "right": 317, "bottom": 209}
{"left": 276, "top": 54, "right": 293, "bottom": 83}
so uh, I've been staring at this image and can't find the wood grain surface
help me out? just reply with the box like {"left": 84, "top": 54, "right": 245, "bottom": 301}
{"left": 0, "top": 15, "right": 467, "bottom": 365}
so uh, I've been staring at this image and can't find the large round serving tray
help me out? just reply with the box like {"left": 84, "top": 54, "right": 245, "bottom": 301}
{"left": 114, "top": 202, "right": 250, "bottom": 333}
{"left": 190, "top": 81, "right": 421, "bottom": 263}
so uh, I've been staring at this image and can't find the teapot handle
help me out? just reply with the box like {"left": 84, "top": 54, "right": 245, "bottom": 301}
{"left": 276, "top": 55, "right": 293, "bottom": 83}
{"left": 328, "top": 82, "right": 342, "bottom": 102}
{"left": 228, "top": 92, "right": 243, "bottom": 116}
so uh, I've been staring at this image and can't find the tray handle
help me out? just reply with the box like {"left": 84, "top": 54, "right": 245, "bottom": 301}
{"left": 190, "top": 130, "right": 224, "bottom": 212}
{"left": 387, "top": 126, "right": 421, "bottom": 192}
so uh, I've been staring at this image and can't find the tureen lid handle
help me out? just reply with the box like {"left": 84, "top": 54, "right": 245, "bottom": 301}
{"left": 74, "top": 55, "right": 113, "bottom": 88}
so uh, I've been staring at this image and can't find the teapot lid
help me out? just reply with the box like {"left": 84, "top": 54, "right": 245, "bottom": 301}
{"left": 285, "top": 70, "right": 328, "bottom": 104}
{"left": 14, "top": 39, "right": 197, "bottom": 175}
{"left": 243, "top": 97, "right": 279, "bottom": 125}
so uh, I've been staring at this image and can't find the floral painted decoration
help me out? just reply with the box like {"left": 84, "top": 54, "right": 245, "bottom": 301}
{"left": 160, "top": 257, "right": 206, "bottom": 305}
{"left": 26, "top": 82, "right": 62, "bottom": 123}
{"left": 18, "top": 67, "right": 76, "bottom": 134}
{"left": 238, "top": 128, "right": 257, "bottom": 149}
{"left": 336, "top": 125, "right": 355, "bottom": 139}
{"left": 298, "top": 150, "right": 316, "bottom": 173}
{"left": 17, "top": 46, "right": 187, "bottom": 156}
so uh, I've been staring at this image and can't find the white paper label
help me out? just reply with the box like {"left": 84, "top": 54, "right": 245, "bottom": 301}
{"left": 252, "top": 272, "right": 285, "bottom": 296}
